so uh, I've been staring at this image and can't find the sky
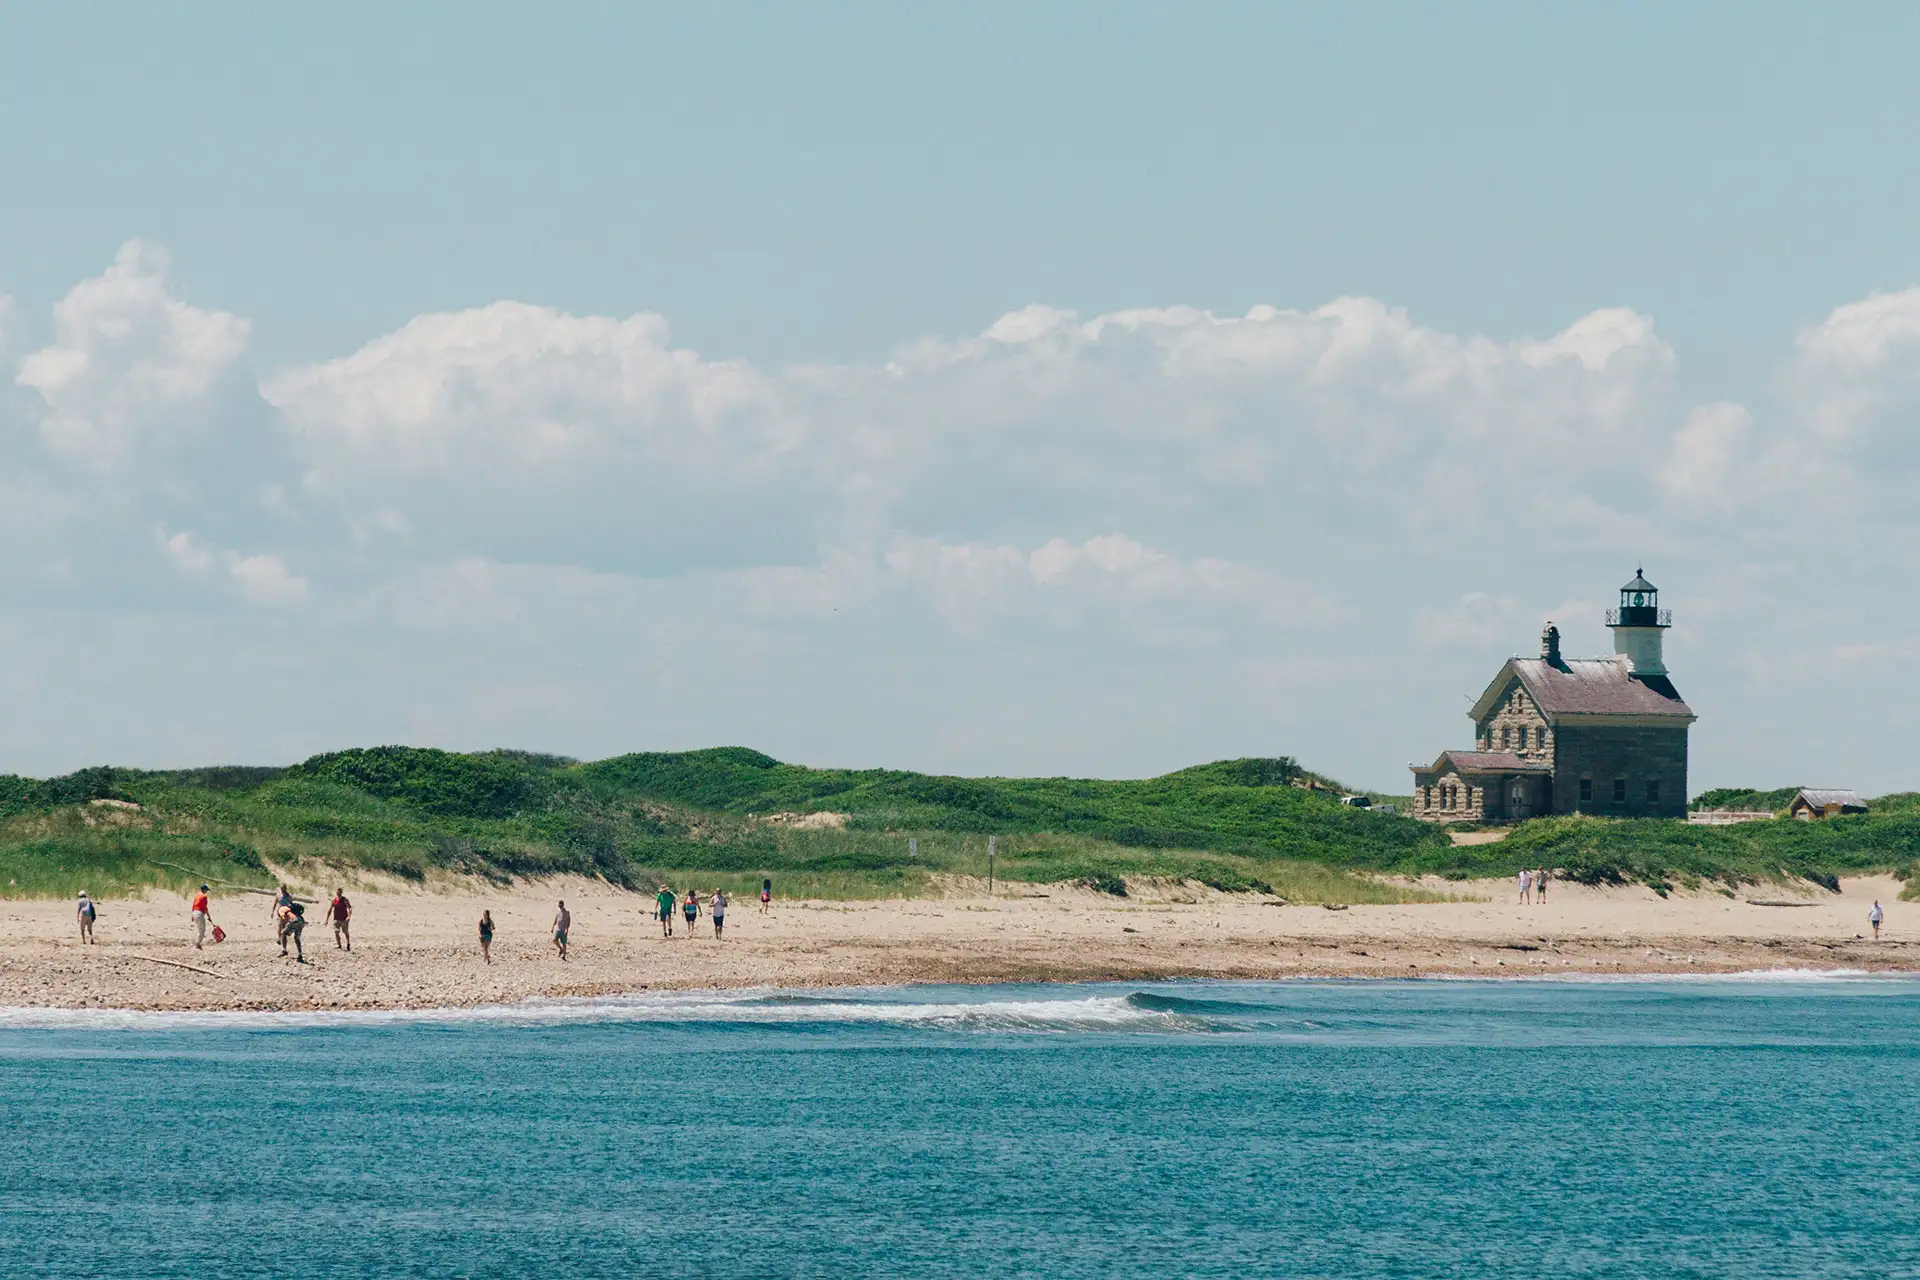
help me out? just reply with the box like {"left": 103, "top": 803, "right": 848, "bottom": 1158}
{"left": 2, "top": 2, "right": 1919, "bottom": 793}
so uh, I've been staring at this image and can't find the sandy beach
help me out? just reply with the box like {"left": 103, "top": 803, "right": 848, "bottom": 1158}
{"left": 1, "top": 873, "right": 1911, "bottom": 1012}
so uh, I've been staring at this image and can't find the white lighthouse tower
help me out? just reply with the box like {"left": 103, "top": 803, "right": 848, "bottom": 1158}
{"left": 1607, "top": 568, "right": 1670, "bottom": 676}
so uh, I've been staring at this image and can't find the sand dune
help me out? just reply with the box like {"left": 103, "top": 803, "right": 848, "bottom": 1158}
{"left": 2, "top": 874, "right": 1910, "bottom": 1011}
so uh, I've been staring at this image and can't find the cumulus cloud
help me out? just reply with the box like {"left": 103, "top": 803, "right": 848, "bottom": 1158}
{"left": 8, "top": 239, "right": 1920, "bottom": 790}
{"left": 1781, "top": 286, "right": 1920, "bottom": 486}
{"left": 16, "top": 241, "right": 251, "bottom": 467}
{"left": 163, "top": 529, "right": 308, "bottom": 605}
{"left": 1663, "top": 402, "right": 1755, "bottom": 503}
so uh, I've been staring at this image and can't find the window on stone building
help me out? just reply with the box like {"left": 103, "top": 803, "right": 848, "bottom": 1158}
{"left": 1612, "top": 778, "right": 1627, "bottom": 804}
{"left": 1518, "top": 726, "right": 1530, "bottom": 751}
{"left": 1646, "top": 779, "right": 1660, "bottom": 803}
{"left": 1579, "top": 777, "right": 1593, "bottom": 805}
{"left": 1501, "top": 726, "right": 1511, "bottom": 749}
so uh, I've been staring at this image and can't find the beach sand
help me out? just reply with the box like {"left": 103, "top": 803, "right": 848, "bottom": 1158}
{"left": 3, "top": 874, "right": 1912, "bottom": 1011}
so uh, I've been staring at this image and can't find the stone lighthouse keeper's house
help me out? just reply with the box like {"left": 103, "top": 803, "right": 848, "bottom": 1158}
{"left": 1411, "top": 571, "right": 1696, "bottom": 822}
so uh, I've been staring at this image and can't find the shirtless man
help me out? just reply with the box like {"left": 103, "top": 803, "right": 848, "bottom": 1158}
{"left": 552, "top": 900, "right": 571, "bottom": 961}
{"left": 276, "top": 901, "right": 307, "bottom": 962}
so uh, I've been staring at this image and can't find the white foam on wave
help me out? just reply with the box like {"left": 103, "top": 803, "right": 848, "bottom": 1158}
{"left": 0, "top": 988, "right": 1216, "bottom": 1034}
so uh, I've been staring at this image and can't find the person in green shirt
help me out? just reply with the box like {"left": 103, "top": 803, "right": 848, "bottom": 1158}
{"left": 656, "top": 885, "right": 676, "bottom": 938}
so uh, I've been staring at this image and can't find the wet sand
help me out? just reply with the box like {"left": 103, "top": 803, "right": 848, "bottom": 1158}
{"left": 3, "top": 874, "right": 1911, "bottom": 1011}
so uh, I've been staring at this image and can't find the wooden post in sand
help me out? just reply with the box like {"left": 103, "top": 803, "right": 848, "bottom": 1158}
{"left": 987, "top": 836, "right": 996, "bottom": 897}
{"left": 909, "top": 838, "right": 919, "bottom": 860}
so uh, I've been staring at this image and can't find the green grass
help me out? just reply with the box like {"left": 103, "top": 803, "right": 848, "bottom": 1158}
{"left": 0, "top": 747, "right": 1911, "bottom": 900}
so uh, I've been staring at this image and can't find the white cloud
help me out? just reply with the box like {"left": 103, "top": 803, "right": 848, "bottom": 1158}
{"left": 1663, "top": 401, "right": 1755, "bottom": 503}
{"left": 163, "top": 530, "right": 216, "bottom": 573}
{"left": 1778, "top": 286, "right": 1920, "bottom": 491}
{"left": 10, "top": 240, "right": 1920, "bottom": 792}
{"left": 162, "top": 528, "right": 308, "bottom": 605}
{"left": 16, "top": 241, "right": 251, "bottom": 466}
{"left": 229, "top": 553, "right": 308, "bottom": 604}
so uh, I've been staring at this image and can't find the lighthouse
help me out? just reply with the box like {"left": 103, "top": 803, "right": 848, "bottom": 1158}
{"left": 1608, "top": 568, "right": 1670, "bottom": 677}
{"left": 1411, "top": 568, "right": 1696, "bottom": 822}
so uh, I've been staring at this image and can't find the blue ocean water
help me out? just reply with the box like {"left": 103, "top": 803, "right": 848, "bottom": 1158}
{"left": 2, "top": 976, "right": 1917, "bottom": 1279}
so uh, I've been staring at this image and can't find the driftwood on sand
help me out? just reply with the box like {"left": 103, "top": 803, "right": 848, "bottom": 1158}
{"left": 147, "top": 861, "right": 316, "bottom": 903}
{"left": 119, "top": 954, "right": 230, "bottom": 979}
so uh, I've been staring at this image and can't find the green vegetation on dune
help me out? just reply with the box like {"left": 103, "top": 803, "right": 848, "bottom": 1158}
{"left": 0, "top": 746, "right": 1442, "bottom": 902}
{"left": 0, "top": 747, "right": 1913, "bottom": 900}
{"left": 1421, "top": 813, "right": 1920, "bottom": 895}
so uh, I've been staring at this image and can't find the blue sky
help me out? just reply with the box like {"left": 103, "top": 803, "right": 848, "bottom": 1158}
{"left": 3, "top": 3, "right": 1919, "bottom": 792}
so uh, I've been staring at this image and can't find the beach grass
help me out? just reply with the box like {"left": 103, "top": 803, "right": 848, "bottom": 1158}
{"left": 0, "top": 747, "right": 1910, "bottom": 900}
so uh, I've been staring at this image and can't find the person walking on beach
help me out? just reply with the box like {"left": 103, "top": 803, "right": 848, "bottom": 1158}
{"left": 478, "top": 910, "right": 495, "bottom": 964}
{"left": 1870, "top": 900, "right": 1885, "bottom": 940}
{"left": 76, "top": 891, "right": 97, "bottom": 944}
{"left": 761, "top": 878, "right": 772, "bottom": 916}
{"left": 190, "top": 884, "right": 215, "bottom": 950}
{"left": 276, "top": 901, "right": 307, "bottom": 962}
{"left": 682, "top": 889, "right": 700, "bottom": 937}
{"left": 1534, "top": 868, "right": 1550, "bottom": 905}
{"left": 711, "top": 889, "right": 728, "bottom": 940}
{"left": 328, "top": 888, "right": 353, "bottom": 952}
{"left": 657, "top": 884, "right": 677, "bottom": 938}
{"left": 552, "top": 900, "right": 571, "bottom": 961}
{"left": 1517, "top": 867, "right": 1532, "bottom": 905}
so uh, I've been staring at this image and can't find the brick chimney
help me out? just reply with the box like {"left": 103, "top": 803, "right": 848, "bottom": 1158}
{"left": 1541, "top": 622, "right": 1562, "bottom": 665}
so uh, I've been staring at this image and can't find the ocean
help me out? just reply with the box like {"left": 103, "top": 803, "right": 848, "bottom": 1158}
{"left": 2, "top": 976, "right": 1916, "bottom": 1278}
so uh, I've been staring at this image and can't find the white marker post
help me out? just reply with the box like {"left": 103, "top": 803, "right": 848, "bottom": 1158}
{"left": 909, "top": 838, "right": 919, "bottom": 860}
{"left": 987, "top": 835, "right": 997, "bottom": 897}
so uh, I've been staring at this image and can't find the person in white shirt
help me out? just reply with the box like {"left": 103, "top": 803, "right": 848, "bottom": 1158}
{"left": 1517, "top": 868, "right": 1532, "bottom": 905}
{"left": 1869, "top": 900, "right": 1885, "bottom": 940}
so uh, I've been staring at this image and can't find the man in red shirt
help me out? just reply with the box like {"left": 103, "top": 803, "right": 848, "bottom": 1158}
{"left": 190, "top": 885, "right": 214, "bottom": 950}
{"left": 328, "top": 889, "right": 352, "bottom": 952}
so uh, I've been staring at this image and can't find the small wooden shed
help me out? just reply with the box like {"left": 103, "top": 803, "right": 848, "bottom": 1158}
{"left": 1788, "top": 788, "right": 1868, "bottom": 820}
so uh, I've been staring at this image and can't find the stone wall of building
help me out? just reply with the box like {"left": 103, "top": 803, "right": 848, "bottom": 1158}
{"left": 1411, "top": 770, "right": 1485, "bottom": 823}
{"left": 1475, "top": 681, "right": 1553, "bottom": 762}
{"left": 1549, "top": 724, "right": 1689, "bottom": 818}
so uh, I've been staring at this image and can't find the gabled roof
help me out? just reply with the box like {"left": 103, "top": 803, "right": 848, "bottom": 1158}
{"left": 1470, "top": 657, "right": 1695, "bottom": 723}
{"left": 1413, "top": 749, "right": 1551, "bottom": 777}
{"left": 1792, "top": 788, "right": 1867, "bottom": 811}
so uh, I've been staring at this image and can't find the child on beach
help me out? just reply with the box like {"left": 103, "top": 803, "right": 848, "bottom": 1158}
{"left": 478, "top": 910, "right": 495, "bottom": 963}
{"left": 657, "top": 885, "right": 676, "bottom": 938}
{"left": 761, "top": 878, "right": 772, "bottom": 915}
{"left": 552, "top": 900, "right": 571, "bottom": 961}
{"left": 328, "top": 888, "right": 353, "bottom": 951}
{"left": 76, "top": 891, "right": 96, "bottom": 944}
{"left": 190, "top": 884, "right": 214, "bottom": 950}
{"left": 683, "top": 889, "right": 700, "bottom": 936}
{"left": 711, "top": 889, "right": 727, "bottom": 940}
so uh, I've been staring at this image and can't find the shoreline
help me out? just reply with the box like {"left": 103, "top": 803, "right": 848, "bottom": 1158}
{"left": 0, "top": 965, "right": 1907, "bottom": 1027}
{"left": 3, "top": 874, "right": 1910, "bottom": 1013}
